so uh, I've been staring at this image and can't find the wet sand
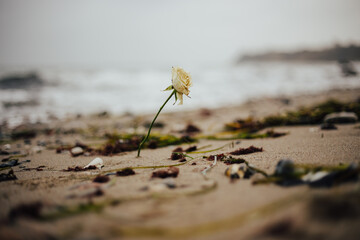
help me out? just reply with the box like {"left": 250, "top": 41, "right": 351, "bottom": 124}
{"left": 0, "top": 88, "right": 360, "bottom": 240}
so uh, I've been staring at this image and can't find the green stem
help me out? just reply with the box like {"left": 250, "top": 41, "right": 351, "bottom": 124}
{"left": 137, "top": 90, "right": 176, "bottom": 157}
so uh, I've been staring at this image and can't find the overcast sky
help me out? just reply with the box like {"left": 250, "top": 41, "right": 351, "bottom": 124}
{"left": 0, "top": 0, "right": 359, "bottom": 69}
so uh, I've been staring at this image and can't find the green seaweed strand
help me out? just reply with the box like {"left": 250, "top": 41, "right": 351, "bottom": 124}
{"left": 137, "top": 90, "right": 176, "bottom": 157}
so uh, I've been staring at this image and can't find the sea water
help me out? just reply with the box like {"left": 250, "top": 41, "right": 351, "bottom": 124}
{"left": 0, "top": 62, "right": 359, "bottom": 127}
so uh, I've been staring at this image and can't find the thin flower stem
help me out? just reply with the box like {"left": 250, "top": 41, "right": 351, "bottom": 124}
{"left": 137, "top": 90, "right": 176, "bottom": 157}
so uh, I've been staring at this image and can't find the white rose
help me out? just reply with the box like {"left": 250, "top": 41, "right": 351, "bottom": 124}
{"left": 171, "top": 67, "right": 192, "bottom": 105}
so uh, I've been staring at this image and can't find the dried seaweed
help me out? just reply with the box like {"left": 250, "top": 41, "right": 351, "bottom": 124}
{"left": 100, "top": 133, "right": 195, "bottom": 156}
{"left": 225, "top": 118, "right": 263, "bottom": 132}
{"left": 93, "top": 175, "right": 110, "bottom": 183}
{"left": 64, "top": 165, "right": 97, "bottom": 172}
{"left": 182, "top": 124, "right": 201, "bottom": 134}
{"left": 151, "top": 167, "right": 179, "bottom": 178}
{"left": 206, "top": 154, "right": 226, "bottom": 161}
{"left": 171, "top": 147, "right": 184, "bottom": 160}
{"left": 229, "top": 146, "right": 263, "bottom": 155}
{"left": 116, "top": 168, "right": 135, "bottom": 176}
{"left": 203, "top": 131, "right": 284, "bottom": 140}
{"left": 263, "top": 99, "right": 360, "bottom": 127}
{"left": 185, "top": 146, "right": 197, "bottom": 152}
{"left": 223, "top": 158, "right": 246, "bottom": 165}
{"left": 0, "top": 159, "right": 19, "bottom": 170}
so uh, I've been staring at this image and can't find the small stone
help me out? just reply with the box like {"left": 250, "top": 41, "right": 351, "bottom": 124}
{"left": 185, "top": 146, "right": 197, "bottom": 152}
{"left": 320, "top": 123, "right": 337, "bottom": 130}
{"left": 163, "top": 179, "right": 176, "bottom": 189}
{"left": 274, "top": 159, "right": 295, "bottom": 177}
{"left": 71, "top": 147, "right": 84, "bottom": 157}
{"left": 225, "top": 163, "right": 247, "bottom": 180}
{"left": 324, "top": 112, "right": 358, "bottom": 124}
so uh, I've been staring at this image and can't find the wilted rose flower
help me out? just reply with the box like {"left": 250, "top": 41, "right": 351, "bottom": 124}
{"left": 138, "top": 66, "right": 192, "bottom": 157}
{"left": 171, "top": 67, "right": 192, "bottom": 105}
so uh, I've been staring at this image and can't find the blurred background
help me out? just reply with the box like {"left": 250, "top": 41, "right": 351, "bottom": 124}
{"left": 0, "top": 0, "right": 360, "bottom": 127}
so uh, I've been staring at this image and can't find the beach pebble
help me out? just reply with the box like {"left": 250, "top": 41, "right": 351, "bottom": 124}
{"left": 324, "top": 112, "right": 358, "bottom": 124}
{"left": 274, "top": 159, "right": 295, "bottom": 177}
{"left": 85, "top": 157, "right": 104, "bottom": 170}
{"left": 320, "top": 123, "right": 337, "bottom": 130}
{"left": 163, "top": 179, "right": 176, "bottom": 189}
{"left": 71, "top": 147, "right": 84, "bottom": 157}
{"left": 225, "top": 163, "right": 246, "bottom": 179}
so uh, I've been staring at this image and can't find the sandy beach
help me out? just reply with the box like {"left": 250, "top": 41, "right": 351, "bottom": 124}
{"left": 0, "top": 88, "right": 360, "bottom": 240}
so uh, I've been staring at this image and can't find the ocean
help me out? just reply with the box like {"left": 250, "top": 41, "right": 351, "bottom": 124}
{"left": 0, "top": 62, "right": 359, "bottom": 127}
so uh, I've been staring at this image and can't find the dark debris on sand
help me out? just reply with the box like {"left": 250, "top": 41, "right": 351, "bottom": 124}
{"left": 185, "top": 146, "right": 197, "bottom": 152}
{"left": 8, "top": 202, "right": 43, "bottom": 221}
{"left": 116, "top": 168, "right": 135, "bottom": 176}
{"left": 171, "top": 147, "right": 185, "bottom": 161}
{"left": 206, "top": 153, "right": 226, "bottom": 161}
{"left": 182, "top": 124, "right": 201, "bottom": 134}
{"left": 0, "top": 169, "right": 17, "bottom": 182}
{"left": 64, "top": 165, "right": 97, "bottom": 172}
{"left": 151, "top": 167, "right": 179, "bottom": 178}
{"left": 223, "top": 158, "right": 246, "bottom": 165}
{"left": 230, "top": 145, "right": 263, "bottom": 155}
{"left": 93, "top": 175, "right": 110, "bottom": 183}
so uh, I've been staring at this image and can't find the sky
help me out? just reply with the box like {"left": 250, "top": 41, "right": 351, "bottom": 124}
{"left": 0, "top": 0, "right": 360, "bottom": 69}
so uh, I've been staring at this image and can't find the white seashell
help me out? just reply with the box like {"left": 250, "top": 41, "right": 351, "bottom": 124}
{"left": 84, "top": 157, "right": 104, "bottom": 170}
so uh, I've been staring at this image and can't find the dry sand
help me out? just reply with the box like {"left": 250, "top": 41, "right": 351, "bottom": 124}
{"left": 0, "top": 88, "right": 360, "bottom": 240}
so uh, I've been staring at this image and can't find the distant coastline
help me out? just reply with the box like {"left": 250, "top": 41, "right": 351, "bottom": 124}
{"left": 239, "top": 44, "right": 360, "bottom": 62}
